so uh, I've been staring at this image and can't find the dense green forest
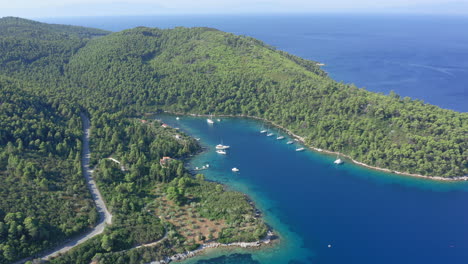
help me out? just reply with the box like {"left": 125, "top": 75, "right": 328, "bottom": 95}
{"left": 0, "top": 77, "right": 96, "bottom": 263}
{"left": 49, "top": 117, "right": 266, "bottom": 264}
{"left": 0, "top": 16, "right": 467, "bottom": 263}
{"left": 1, "top": 17, "right": 464, "bottom": 177}
{"left": 61, "top": 26, "right": 466, "bottom": 177}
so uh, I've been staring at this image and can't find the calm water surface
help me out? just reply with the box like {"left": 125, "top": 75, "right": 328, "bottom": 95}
{"left": 157, "top": 114, "right": 468, "bottom": 264}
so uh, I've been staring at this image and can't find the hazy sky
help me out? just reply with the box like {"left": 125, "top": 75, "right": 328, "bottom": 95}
{"left": 1, "top": 0, "right": 468, "bottom": 18}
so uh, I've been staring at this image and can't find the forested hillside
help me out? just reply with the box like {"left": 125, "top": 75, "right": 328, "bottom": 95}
{"left": 0, "top": 15, "right": 467, "bottom": 262}
{"left": 0, "top": 18, "right": 271, "bottom": 263}
{"left": 1, "top": 18, "right": 466, "bottom": 178}
{"left": 0, "top": 77, "right": 96, "bottom": 263}
{"left": 67, "top": 27, "right": 466, "bottom": 177}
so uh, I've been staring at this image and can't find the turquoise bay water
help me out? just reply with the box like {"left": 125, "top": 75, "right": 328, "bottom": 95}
{"left": 157, "top": 114, "right": 468, "bottom": 264}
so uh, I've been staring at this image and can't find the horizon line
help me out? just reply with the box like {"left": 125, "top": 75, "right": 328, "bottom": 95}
{"left": 8, "top": 11, "right": 467, "bottom": 20}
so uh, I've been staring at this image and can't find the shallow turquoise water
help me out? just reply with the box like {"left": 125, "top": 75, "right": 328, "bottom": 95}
{"left": 157, "top": 114, "right": 468, "bottom": 264}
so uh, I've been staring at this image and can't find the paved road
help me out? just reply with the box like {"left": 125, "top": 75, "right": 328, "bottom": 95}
{"left": 41, "top": 115, "right": 113, "bottom": 260}
{"left": 14, "top": 115, "right": 113, "bottom": 263}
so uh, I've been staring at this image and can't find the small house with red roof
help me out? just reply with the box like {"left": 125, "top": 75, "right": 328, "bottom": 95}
{"left": 160, "top": 156, "right": 173, "bottom": 167}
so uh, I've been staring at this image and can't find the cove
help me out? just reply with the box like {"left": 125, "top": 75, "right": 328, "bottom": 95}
{"left": 156, "top": 114, "right": 468, "bottom": 264}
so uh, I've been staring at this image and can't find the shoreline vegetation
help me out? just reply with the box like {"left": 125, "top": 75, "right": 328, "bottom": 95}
{"left": 0, "top": 18, "right": 465, "bottom": 263}
{"left": 42, "top": 118, "right": 279, "bottom": 264}
{"left": 149, "top": 231, "right": 276, "bottom": 264}
{"left": 162, "top": 111, "right": 468, "bottom": 182}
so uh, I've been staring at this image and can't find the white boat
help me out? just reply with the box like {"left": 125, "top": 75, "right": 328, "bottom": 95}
{"left": 176, "top": 117, "right": 180, "bottom": 120}
{"left": 317, "top": 148, "right": 323, "bottom": 152}
{"left": 195, "top": 164, "right": 210, "bottom": 171}
{"left": 286, "top": 140, "right": 294, "bottom": 144}
{"left": 216, "top": 144, "right": 230, "bottom": 150}
{"left": 277, "top": 136, "right": 285, "bottom": 140}
{"left": 334, "top": 158, "right": 344, "bottom": 165}
{"left": 266, "top": 132, "right": 274, "bottom": 137}
{"left": 296, "top": 147, "right": 305, "bottom": 152}
{"left": 260, "top": 124, "right": 267, "bottom": 133}
{"left": 232, "top": 167, "right": 240, "bottom": 172}
{"left": 216, "top": 149, "right": 227, "bottom": 155}
{"left": 217, "top": 119, "right": 221, "bottom": 122}
{"left": 207, "top": 114, "right": 214, "bottom": 124}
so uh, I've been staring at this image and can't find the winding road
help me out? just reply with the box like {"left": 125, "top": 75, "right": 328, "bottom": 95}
{"left": 40, "top": 115, "right": 113, "bottom": 260}
{"left": 14, "top": 115, "right": 113, "bottom": 264}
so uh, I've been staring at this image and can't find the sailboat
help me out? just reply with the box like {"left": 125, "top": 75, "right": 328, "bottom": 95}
{"left": 334, "top": 155, "right": 344, "bottom": 165}
{"left": 216, "top": 143, "right": 230, "bottom": 149}
{"left": 286, "top": 140, "right": 294, "bottom": 144}
{"left": 207, "top": 114, "right": 214, "bottom": 124}
{"left": 216, "top": 139, "right": 230, "bottom": 150}
{"left": 260, "top": 123, "right": 267, "bottom": 134}
{"left": 295, "top": 147, "right": 305, "bottom": 152}
{"left": 276, "top": 133, "right": 285, "bottom": 140}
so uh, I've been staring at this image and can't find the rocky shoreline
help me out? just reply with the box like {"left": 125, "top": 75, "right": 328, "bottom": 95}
{"left": 161, "top": 111, "right": 467, "bottom": 181}
{"left": 148, "top": 231, "right": 276, "bottom": 264}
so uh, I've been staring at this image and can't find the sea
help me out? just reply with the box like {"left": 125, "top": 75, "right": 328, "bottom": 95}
{"left": 39, "top": 14, "right": 468, "bottom": 263}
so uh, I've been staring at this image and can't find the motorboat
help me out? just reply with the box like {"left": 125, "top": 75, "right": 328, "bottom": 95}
{"left": 334, "top": 158, "right": 344, "bottom": 165}
{"left": 216, "top": 144, "right": 230, "bottom": 150}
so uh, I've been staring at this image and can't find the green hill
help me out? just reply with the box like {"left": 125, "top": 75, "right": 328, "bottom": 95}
{"left": 0, "top": 15, "right": 466, "bottom": 264}
{"left": 64, "top": 26, "right": 466, "bottom": 177}
{"left": 0, "top": 18, "right": 271, "bottom": 263}
{"left": 0, "top": 17, "right": 109, "bottom": 84}
{"left": 0, "top": 76, "right": 96, "bottom": 262}
{"left": 0, "top": 18, "right": 468, "bottom": 177}
{"left": 0, "top": 18, "right": 466, "bottom": 177}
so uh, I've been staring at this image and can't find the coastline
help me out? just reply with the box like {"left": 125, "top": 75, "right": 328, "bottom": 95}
{"left": 149, "top": 231, "right": 276, "bottom": 264}
{"left": 161, "top": 111, "right": 467, "bottom": 182}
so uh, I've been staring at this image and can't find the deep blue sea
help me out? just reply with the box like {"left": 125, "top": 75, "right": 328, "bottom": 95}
{"left": 40, "top": 14, "right": 468, "bottom": 112}
{"left": 39, "top": 15, "right": 468, "bottom": 263}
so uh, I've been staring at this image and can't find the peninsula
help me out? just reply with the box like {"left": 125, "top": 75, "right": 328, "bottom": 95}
{"left": 0, "top": 16, "right": 466, "bottom": 263}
